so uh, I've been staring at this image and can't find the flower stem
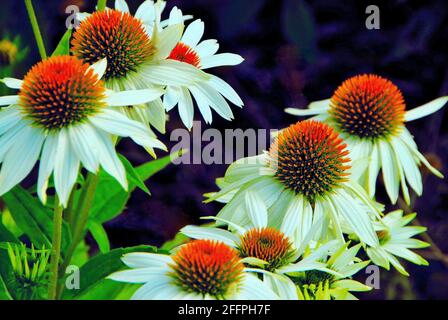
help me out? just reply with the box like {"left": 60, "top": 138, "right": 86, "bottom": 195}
{"left": 24, "top": 0, "right": 47, "bottom": 60}
{"left": 48, "top": 197, "right": 63, "bottom": 300}
{"left": 97, "top": 0, "right": 107, "bottom": 11}
{"left": 56, "top": 173, "right": 99, "bottom": 298}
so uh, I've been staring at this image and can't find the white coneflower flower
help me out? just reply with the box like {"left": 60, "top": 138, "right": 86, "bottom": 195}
{"left": 206, "top": 120, "right": 383, "bottom": 248}
{"left": 108, "top": 239, "right": 278, "bottom": 300}
{"left": 365, "top": 210, "right": 429, "bottom": 276}
{"left": 285, "top": 74, "right": 447, "bottom": 205}
{"left": 0, "top": 55, "right": 166, "bottom": 207}
{"left": 72, "top": 0, "right": 208, "bottom": 133}
{"left": 163, "top": 15, "right": 244, "bottom": 129}
{"left": 182, "top": 191, "right": 336, "bottom": 274}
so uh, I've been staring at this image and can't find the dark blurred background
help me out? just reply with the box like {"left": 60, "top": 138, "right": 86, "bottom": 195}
{"left": 1, "top": 0, "right": 447, "bottom": 299}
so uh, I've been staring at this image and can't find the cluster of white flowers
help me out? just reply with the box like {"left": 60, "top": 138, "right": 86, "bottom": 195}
{"left": 1, "top": 0, "right": 446, "bottom": 301}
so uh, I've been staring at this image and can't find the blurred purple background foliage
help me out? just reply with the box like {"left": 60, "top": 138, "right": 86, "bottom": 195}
{"left": 1, "top": 0, "right": 448, "bottom": 299}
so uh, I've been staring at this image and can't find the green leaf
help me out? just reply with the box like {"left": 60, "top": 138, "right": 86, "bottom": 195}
{"left": 0, "top": 223, "right": 18, "bottom": 300}
{"left": 2, "top": 186, "right": 71, "bottom": 252}
{"left": 89, "top": 151, "right": 182, "bottom": 224}
{"left": 87, "top": 221, "right": 110, "bottom": 253}
{"left": 119, "top": 154, "right": 150, "bottom": 195}
{"left": 51, "top": 29, "right": 72, "bottom": 56}
{"left": 75, "top": 279, "right": 139, "bottom": 300}
{"left": 61, "top": 245, "right": 157, "bottom": 300}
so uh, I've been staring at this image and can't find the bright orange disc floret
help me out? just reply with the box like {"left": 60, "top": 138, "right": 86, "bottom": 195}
{"left": 18, "top": 55, "right": 105, "bottom": 130}
{"left": 168, "top": 42, "right": 201, "bottom": 68}
{"left": 329, "top": 74, "right": 406, "bottom": 139}
{"left": 239, "top": 227, "right": 294, "bottom": 271}
{"left": 270, "top": 120, "right": 351, "bottom": 201}
{"left": 71, "top": 9, "right": 155, "bottom": 80}
{"left": 169, "top": 240, "right": 244, "bottom": 298}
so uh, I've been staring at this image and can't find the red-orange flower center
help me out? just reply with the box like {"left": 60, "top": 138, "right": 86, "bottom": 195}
{"left": 18, "top": 56, "right": 105, "bottom": 130}
{"left": 168, "top": 42, "right": 201, "bottom": 68}
{"left": 270, "top": 120, "right": 351, "bottom": 201}
{"left": 329, "top": 74, "right": 406, "bottom": 139}
{"left": 169, "top": 240, "right": 244, "bottom": 298}
{"left": 71, "top": 9, "right": 155, "bottom": 80}
{"left": 239, "top": 227, "right": 294, "bottom": 271}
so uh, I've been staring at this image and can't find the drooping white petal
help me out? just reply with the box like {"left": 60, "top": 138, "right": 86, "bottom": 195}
{"left": 196, "top": 39, "right": 219, "bottom": 58}
{"left": 189, "top": 86, "right": 213, "bottom": 124}
{"left": 284, "top": 107, "right": 328, "bottom": 116}
{"left": 177, "top": 87, "right": 194, "bottom": 129}
{"left": 105, "top": 88, "right": 164, "bottom": 107}
{"left": 0, "top": 95, "right": 19, "bottom": 106}
{"left": 0, "top": 107, "right": 22, "bottom": 136}
{"left": 145, "top": 98, "right": 167, "bottom": 133}
{"left": 367, "top": 142, "right": 380, "bottom": 198}
{"left": 141, "top": 60, "right": 209, "bottom": 87}
{"left": 167, "top": 6, "right": 184, "bottom": 25}
{"left": 53, "top": 129, "right": 80, "bottom": 206}
{"left": 108, "top": 267, "right": 167, "bottom": 283}
{"left": 391, "top": 137, "right": 422, "bottom": 195}
{"left": 0, "top": 126, "right": 44, "bottom": 196}
{"left": 194, "top": 82, "right": 234, "bottom": 120}
{"left": 405, "top": 96, "right": 448, "bottom": 122}
{"left": 200, "top": 53, "right": 244, "bottom": 69}
{"left": 163, "top": 86, "right": 180, "bottom": 111}
{"left": 68, "top": 124, "right": 101, "bottom": 173}
{"left": 244, "top": 191, "right": 268, "bottom": 228}
{"left": 280, "top": 195, "right": 303, "bottom": 239}
{"left": 94, "top": 127, "right": 128, "bottom": 190}
{"left": 88, "top": 58, "right": 107, "bottom": 81}
{"left": 235, "top": 274, "right": 278, "bottom": 300}
{"left": 37, "top": 134, "right": 58, "bottom": 204}
{"left": 181, "top": 19, "right": 204, "bottom": 47}
{"left": 90, "top": 109, "right": 166, "bottom": 151}
{"left": 180, "top": 225, "right": 239, "bottom": 247}
{"left": 208, "top": 75, "right": 244, "bottom": 107}
{"left": 379, "top": 140, "right": 400, "bottom": 204}
{"left": 130, "top": 276, "right": 177, "bottom": 300}
{"left": 1, "top": 78, "right": 23, "bottom": 89}
{"left": 114, "top": 0, "right": 130, "bottom": 13}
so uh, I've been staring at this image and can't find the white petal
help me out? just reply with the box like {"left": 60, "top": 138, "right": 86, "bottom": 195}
{"left": 196, "top": 39, "right": 219, "bottom": 58}
{"left": 131, "top": 277, "right": 179, "bottom": 300}
{"left": 94, "top": 127, "right": 128, "bottom": 190}
{"left": 379, "top": 140, "right": 400, "bottom": 204}
{"left": 1, "top": 78, "right": 23, "bottom": 89}
{"left": 280, "top": 195, "right": 303, "bottom": 239}
{"left": 405, "top": 96, "right": 448, "bottom": 121}
{"left": 105, "top": 88, "right": 164, "bottom": 107}
{"left": 391, "top": 137, "right": 422, "bottom": 195}
{"left": 0, "top": 107, "right": 21, "bottom": 136}
{"left": 108, "top": 267, "right": 167, "bottom": 283}
{"left": 180, "top": 225, "right": 239, "bottom": 247}
{"left": 194, "top": 82, "right": 234, "bottom": 120}
{"left": 189, "top": 86, "right": 213, "bottom": 124}
{"left": 145, "top": 98, "right": 167, "bottom": 133}
{"left": 163, "top": 86, "right": 180, "bottom": 111}
{"left": 37, "top": 134, "right": 58, "bottom": 204}
{"left": 114, "top": 0, "right": 129, "bottom": 13}
{"left": 0, "top": 126, "right": 44, "bottom": 196}
{"left": 285, "top": 107, "right": 327, "bottom": 116}
{"left": 244, "top": 191, "right": 268, "bottom": 228}
{"left": 121, "top": 253, "right": 172, "bottom": 269}
{"left": 0, "top": 95, "right": 18, "bottom": 106}
{"left": 200, "top": 53, "right": 244, "bottom": 69}
{"left": 181, "top": 19, "right": 204, "bottom": 47}
{"left": 177, "top": 88, "right": 194, "bottom": 129}
{"left": 236, "top": 274, "right": 278, "bottom": 300}
{"left": 68, "top": 124, "right": 101, "bottom": 173}
{"left": 141, "top": 60, "right": 209, "bottom": 87}
{"left": 135, "top": 0, "right": 156, "bottom": 25}
{"left": 367, "top": 142, "right": 380, "bottom": 198}
{"left": 88, "top": 58, "right": 107, "bottom": 81}
{"left": 208, "top": 75, "right": 244, "bottom": 107}
{"left": 53, "top": 129, "right": 79, "bottom": 207}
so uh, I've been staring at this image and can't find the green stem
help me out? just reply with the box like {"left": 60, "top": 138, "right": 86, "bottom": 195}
{"left": 56, "top": 173, "right": 99, "bottom": 298}
{"left": 24, "top": 0, "right": 47, "bottom": 60}
{"left": 97, "top": 0, "right": 107, "bottom": 11}
{"left": 48, "top": 197, "right": 63, "bottom": 300}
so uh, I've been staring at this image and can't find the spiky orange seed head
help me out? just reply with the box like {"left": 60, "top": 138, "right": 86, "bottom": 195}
{"left": 270, "top": 120, "right": 351, "bottom": 201}
{"left": 329, "top": 74, "right": 406, "bottom": 139}
{"left": 71, "top": 9, "right": 155, "bottom": 80}
{"left": 18, "top": 55, "right": 105, "bottom": 130}
{"left": 239, "top": 227, "right": 294, "bottom": 271}
{"left": 168, "top": 42, "right": 201, "bottom": 68}
{"left": 169, "top": 240, "right": 244, "bottom": 298}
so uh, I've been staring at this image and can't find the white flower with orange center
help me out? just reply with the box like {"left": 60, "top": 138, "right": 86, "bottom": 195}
{"left": 206, "top": 120, "right": 385, "bottom": 248}
{"left": 162, "top": 17, "right": 245, "bottom": 129}
{"left": 108, "top": 239, "right": 278, "bottom": 300}
{"left": 0, "top": 55, "right": 166, "bottom": 207}
{"left": 285, "top": 74, "right": 447, "bottom": 205}
{"left": 72, "top": 0, "right": 209, "bottom": 133}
